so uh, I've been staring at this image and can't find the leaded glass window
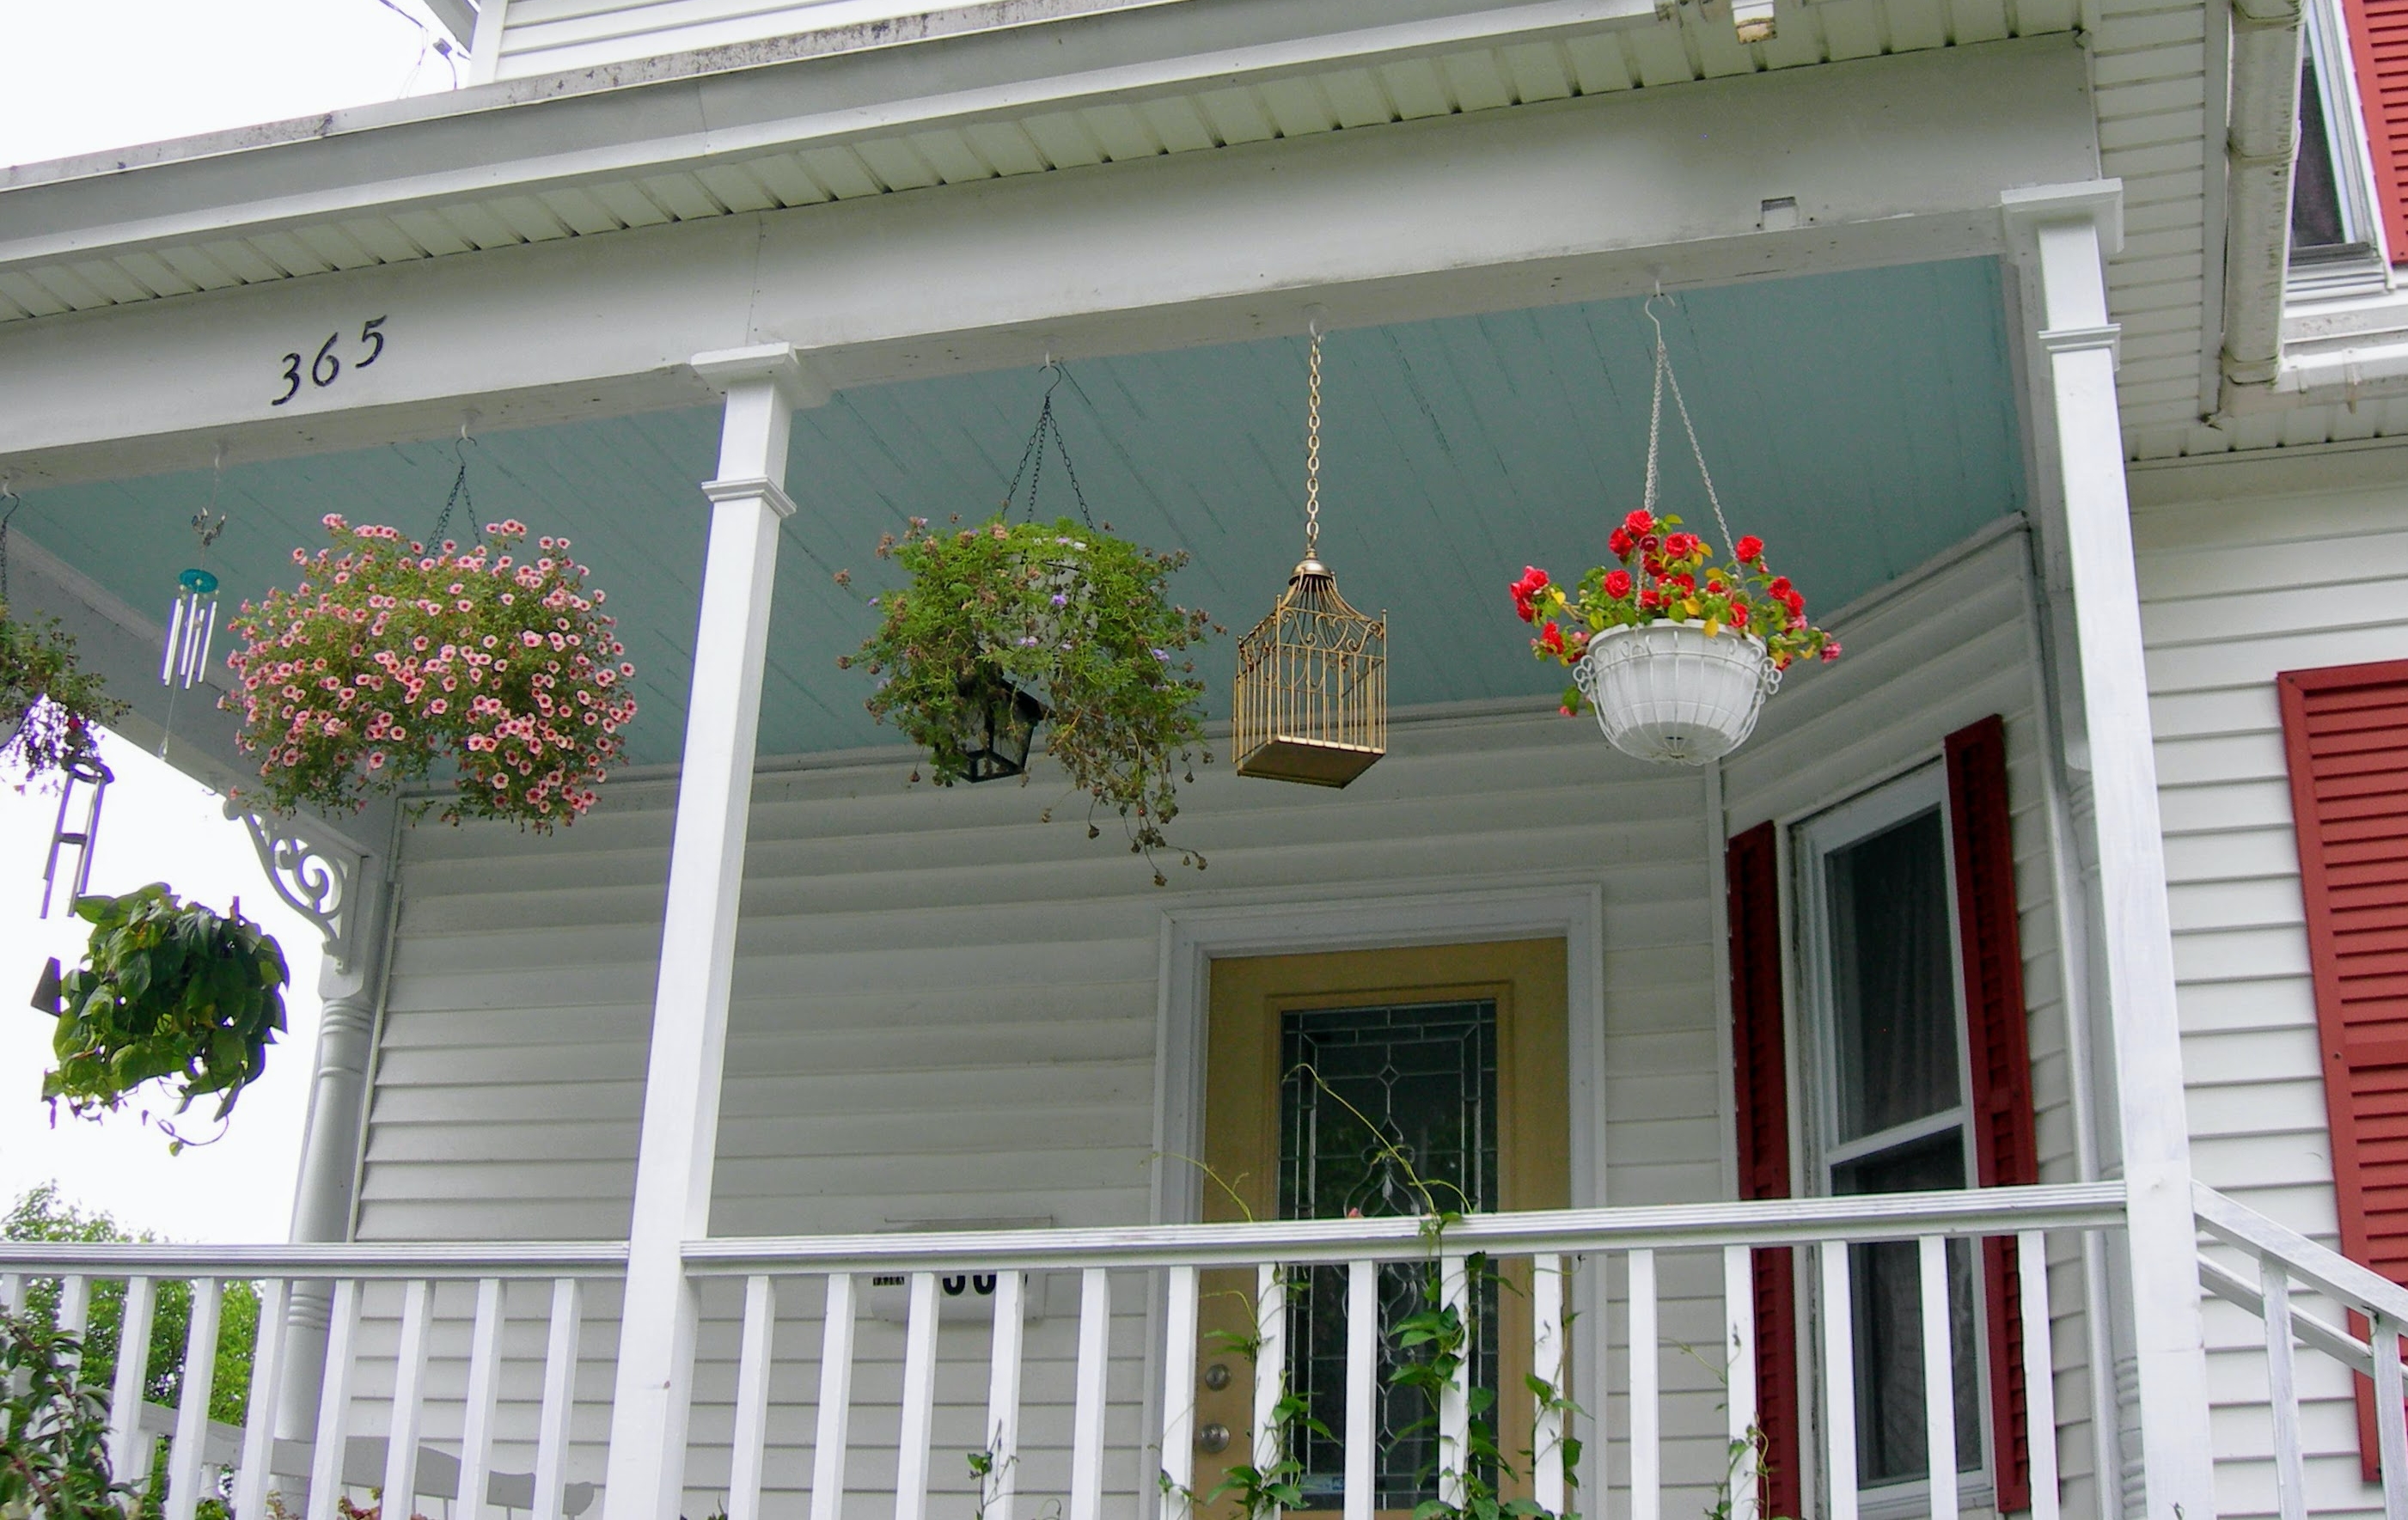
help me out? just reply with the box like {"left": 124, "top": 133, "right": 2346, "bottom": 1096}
{"left": 1279, "top": 1000, "right": 1499, "bottom": 1510}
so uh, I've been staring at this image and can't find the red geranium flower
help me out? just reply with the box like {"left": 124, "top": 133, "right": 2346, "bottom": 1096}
{"left": 1768, "top": 576, "right": 1792, "bottom": 597}
{"left": 1735, "top": 535, "right": 1763, "bottom": 562}
{"left": 1538, "top": 621, "right": 1565, "bottom": 654}
{"left": 1604, "top": 569, "right": 1634, "bottom": 598}
{"left": 1624, "top": 510, "right": 1653, "bottom": 535}
{"left": 1609, "top": 528, "right": 1635, "bottom": 559}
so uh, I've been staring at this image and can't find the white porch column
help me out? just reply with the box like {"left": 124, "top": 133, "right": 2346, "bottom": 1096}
{"left": 2002, "top": 183, "right": 2216, "bottom": 1520}
{"left": 602, "top": 344, "right": 823, "bottom": 1520}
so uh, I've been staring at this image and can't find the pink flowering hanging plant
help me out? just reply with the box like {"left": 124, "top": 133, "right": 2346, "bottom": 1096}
{"left": 1509, "top": 510, "right": 1839, "bottom": 716}
{"left": 222, "top": 514, "right": 636, "bottom": 830}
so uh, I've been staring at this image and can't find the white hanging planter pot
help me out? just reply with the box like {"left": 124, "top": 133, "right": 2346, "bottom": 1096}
{"left": 1573, "top": 620, "right": 1780, "bottom": 766}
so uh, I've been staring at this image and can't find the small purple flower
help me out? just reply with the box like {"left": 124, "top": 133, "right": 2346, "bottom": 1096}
{"left": 1051, "top": 593, "right": 1068, "bottom": 607}
{"left": 1152, "top": 648, "right": 1170, "bottom": 661}
{"left": 1018, "top": 636, "right": 1040, "bottom": 647}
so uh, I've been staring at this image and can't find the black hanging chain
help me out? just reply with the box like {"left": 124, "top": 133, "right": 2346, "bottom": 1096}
{"left": 0, "top": 487, "right": 18, "bottom": 608}
{"left": 431, "top": 441, "right": 474, "bottom": 549}
{"left": 999, "top": 369, "right": 1097, "bottom": 531}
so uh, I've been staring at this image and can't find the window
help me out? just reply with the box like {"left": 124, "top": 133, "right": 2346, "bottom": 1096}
{"left": 1797, "top": 768, "right": 1988, "bottom": 1503}
{"left": 2295, "top": 0, "right": 2390, "bottom": 269}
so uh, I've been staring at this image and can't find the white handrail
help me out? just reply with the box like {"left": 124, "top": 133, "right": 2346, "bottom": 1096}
{"left": 0, "top": 1240, "right": 628, "bottom": 1275}
{"left": 2194, "top": 1181, "right": 2408, "bottom": 1326}
{"left": 684, "top": 1183, "right": 2128, "bottom": 1273}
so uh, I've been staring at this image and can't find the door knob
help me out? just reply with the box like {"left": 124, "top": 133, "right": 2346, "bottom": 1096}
{"left": 1202, "top": 1362, "right": 1232, "bottom": 1391}
{"left": 1198, "top": 1422, "right": 1232, "bottom": 1454}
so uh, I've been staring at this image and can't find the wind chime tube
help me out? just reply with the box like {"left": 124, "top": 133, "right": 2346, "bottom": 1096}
{"left": 160, "top": 591, "right": 188, "bottom": 686}
{"left": 187, "top": 595, "right": 217, "bottom": 687}
{"left": 162, "top": 570, "right": 220, "bottom": 690}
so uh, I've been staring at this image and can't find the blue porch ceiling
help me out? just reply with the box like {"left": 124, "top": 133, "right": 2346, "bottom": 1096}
{"left": 16, "top": 259, "right": 2023, "bottom": 767}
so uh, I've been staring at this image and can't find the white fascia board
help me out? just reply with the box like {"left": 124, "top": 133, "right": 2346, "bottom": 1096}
{"left": 422, "top": 0, "right": 478, "bottom": 48}
{"left": 0, "top": 36, "right": 2099, "bottom": 484}
{"left": 0, "top": 0, "right": 1663, "bottom": 272}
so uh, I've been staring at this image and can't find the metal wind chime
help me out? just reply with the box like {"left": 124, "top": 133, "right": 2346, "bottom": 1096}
{"left": 1232, "top": 323, "right": 1388, "bottom": 787}
{"left": 162, "top": 502, "right": 225, "bottom": 693}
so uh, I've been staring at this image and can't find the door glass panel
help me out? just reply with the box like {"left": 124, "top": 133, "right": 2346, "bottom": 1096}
{"left": 1280, "top": 1000, "right": 1499, "bottom": 1510}
{"left": 1827, "top": 808, "right": 1959, "bottom": 1145}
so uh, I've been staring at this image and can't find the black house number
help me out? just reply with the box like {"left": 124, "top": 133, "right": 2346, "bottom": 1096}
{"left": 272, "top": 316, "right": 387, "bottom": 406}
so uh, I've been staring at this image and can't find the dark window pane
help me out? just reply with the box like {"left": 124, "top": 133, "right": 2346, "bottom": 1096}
{"left": 1280, "top": 1001, "right": 1500, "bottom": 1510}
{"left": 2294, "top": 55, "right": 2350, "bottom": 252}
{"left": 1827, "top": 808, "right": 1960, "bottom": 1142}
{"left": 1836, "top": 1134, "right": 1983, "bottom": 1486}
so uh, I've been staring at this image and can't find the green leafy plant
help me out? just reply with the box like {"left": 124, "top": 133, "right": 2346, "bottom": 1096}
{"left": 223, "top": 515, "right": 635, "bottom": 832}
{"left": 1, "top": 1308, "right": 135, "bottom": 1520}
{"left": 843, "top": 515, "right": 1213, "bottom": 874}
{"left": 0, "top": 598, "right": 125, "bottom": 787}
{"left": 1509, "top": 512, "right": 1837, "bottom": 717}
{"left": 36, "top": 887, "right": 290, "bottom": 1151}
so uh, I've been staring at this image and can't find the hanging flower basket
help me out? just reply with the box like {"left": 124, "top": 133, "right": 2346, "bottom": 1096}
{"left": 0, "top": 601, "right": 123, "bottom": 786}
{"left": 843, "top": 514, "right": 1212, "bottom": 869}
{"left": 222, "top": 515, "right": 636, "bottom": 830}
{"left": 1507, "top": 310, "right": 1837, "bottom": 766}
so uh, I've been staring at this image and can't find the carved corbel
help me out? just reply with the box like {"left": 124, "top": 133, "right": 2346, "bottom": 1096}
{"left": 223, "top": 803, "right": 363, "bottom": 974}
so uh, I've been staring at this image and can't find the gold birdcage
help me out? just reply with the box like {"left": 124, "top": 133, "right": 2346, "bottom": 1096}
{"left": 1232, "top": 327, "right": 1387, "bottom": 787}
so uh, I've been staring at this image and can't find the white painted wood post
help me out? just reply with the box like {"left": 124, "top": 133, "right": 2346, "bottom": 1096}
{"left": 234, "top": 1278, "right": 290, "bottom": 1520}
{"left": 1346, "top": 1261, "right": 1378, "bottom": 1520}
{"left": 1252, "top": 1264, "right": 1287, "bottom": 1481}
{"left": 729, "top": 1276, "right": 779, "bottom": 1520}
{"left": 987, "top": 1270, "right": 1026, "bottom": 1520}
{"left": 1072, "top": 1267, "right": 1114, "bottom": 1520}
{"left": 2018, "top": 1231, "right": 2063, "bottom": 1520}
{"left": 1533, "top": 1254, "right": 1568, "bottom": 1517}
{"left": 1818, "top": 1242, "right": 1859, "bottom": 1520}
{"left": 457, "top": 1278, "right": 506, "bottom": 1520}
{"left": 2258, "top": 1256, "right": 2305, "bottom": 1520}
{"left": 109, "top": 1275, "right": 159, "bottom": 1489}
{"left": 163, "top": 1278, "right": 223, "bottom": 1520}
{"left": 535, "top": 1278, "right": 585, "bottom": 1520}
{"left": 382, "top": 1278, "right": 434, "bottom": 1517}
{"left": 1628, "top": 1249, "right": 1659, "bottom": 1520}
{"left": 1158, "top": 1266, "right": 1198, "bottom": 1520}
{"left": 1917, "top": 1237, "right": 1959, "bottom": 1520}
{"left": 1720, "top": 1246, "right": 1757, "bottom": 1520}
{"left": 810, "top": 1273, "right": 858, "bottom": 1520}
{"left": 896, "top": 1273, "right": 941, "bottom": 1520}
{"left": 306, "top": 1279, "right": 361, "bottom": 1520}
{"left": 602, "top": 344, "right": 824, "bottom": 1520}
{"left": 1439, "top": 1254, "right": 1470, "bottom": 1511}
{"left": 2002, "top": 180, "right": 2218, "bottom": 1520}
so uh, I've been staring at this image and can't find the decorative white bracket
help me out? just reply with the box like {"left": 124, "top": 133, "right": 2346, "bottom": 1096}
{"left": 223, "top": 802, "right": 363, "bottom": 973}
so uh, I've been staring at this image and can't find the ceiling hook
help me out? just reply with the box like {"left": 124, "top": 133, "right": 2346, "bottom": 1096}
{"left": 1303, "top": 302, "right": 1331, "bottom": 341}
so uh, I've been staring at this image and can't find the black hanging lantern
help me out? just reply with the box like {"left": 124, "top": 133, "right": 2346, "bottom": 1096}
{"left": 954, "top": 671, "right": 1048, "bottom": 783}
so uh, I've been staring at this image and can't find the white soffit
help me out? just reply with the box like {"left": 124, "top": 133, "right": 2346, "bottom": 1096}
{"left": 0, "top": 0, "right": 2081, "bottom": 328}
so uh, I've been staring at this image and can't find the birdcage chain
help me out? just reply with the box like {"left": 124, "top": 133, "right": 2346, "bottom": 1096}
{"left": 1000, "top": 366, "right": 1097, "bottom": 531}
{"left": 432, "top": 430, "right": 476, "bottom": 549}
{"left": 1305, "top": 328, "right": 1323, "bottom": 561}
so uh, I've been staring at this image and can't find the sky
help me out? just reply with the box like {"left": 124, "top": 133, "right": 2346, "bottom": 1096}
{"left": 1, "top": 1, "right": 461, "bottom": 1242}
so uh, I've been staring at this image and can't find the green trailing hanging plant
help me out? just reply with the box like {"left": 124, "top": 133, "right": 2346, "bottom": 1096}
{"left": 34, "top": 885, "right": 290, "bottom": 1152}
{"left": 841, "top": 514, "right": 1213, "bottom": 874}
{"left": 0, "top": 599, "right": 124, "bottom": 787}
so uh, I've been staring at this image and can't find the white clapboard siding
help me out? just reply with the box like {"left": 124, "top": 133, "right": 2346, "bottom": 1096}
{"left": 495, "top": 0, "right": 1052, "bottom": 77}
{"left": 1720, "top": 526, "right": 2106, "bottom": 1520}
{"left": 2134, "top": 462, "right": 2408, "bottom": 1520}
{"left": 375, "top": 684, "right": 1729, "bottom": 1514}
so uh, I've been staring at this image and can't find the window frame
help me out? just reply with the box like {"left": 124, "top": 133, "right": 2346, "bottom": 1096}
{"left": 1792, "top": 761, "right": 1998, "bottom": 1517}
{"left": 2295, "top": 0, "right": 2393, "bottom": 272}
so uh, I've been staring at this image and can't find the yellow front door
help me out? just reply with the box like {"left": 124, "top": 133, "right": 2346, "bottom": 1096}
{"left": 1189, "top": 939, "right": 1570, "bottom": 1517}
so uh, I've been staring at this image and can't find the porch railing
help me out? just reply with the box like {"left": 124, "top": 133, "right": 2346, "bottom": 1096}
{"left": 2194, "top": 1181, "right": 2408, "bottom": 1520}
{"left": 0, "top": 1241, "right": 626, "bottom": 1520}
{"left": 0, "top": 1187, "right": 2130, "bottom": 1520}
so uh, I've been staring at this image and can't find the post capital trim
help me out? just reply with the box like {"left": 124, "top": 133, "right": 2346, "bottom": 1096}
{"left": 689, "top": 344, "right": 832, "bottom": 410}
{"left": 2000, "top": 180, "right": 2125, "bottom": 259}
{"left": 2040, "top": 321, "right": 2124, "bottom": 367}
{"left": 700, "top": 475, "right": 798, "bottom": 520}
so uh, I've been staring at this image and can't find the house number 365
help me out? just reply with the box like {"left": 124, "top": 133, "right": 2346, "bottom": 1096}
{"left": 271, "top": 316, "right": 388, "bottom": 406}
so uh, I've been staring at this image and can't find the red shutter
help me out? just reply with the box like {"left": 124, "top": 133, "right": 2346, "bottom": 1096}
{"left": 1727, "top": 821, "right": 1803, "bottom": 1520}
{"left": 1945, "top": 716, "right": 2040, "bottom": 1515}
{"left": 2341, "top": 0, "right": 2408, "bottom": 260}
{"left": 2277, "top": 659, "right": 2408, "bottom": 1478}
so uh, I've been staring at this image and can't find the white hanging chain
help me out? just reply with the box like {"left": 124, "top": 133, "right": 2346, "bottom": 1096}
{"left": 1304, "top": 327, "right": 1323, "bottom": 561}
{"left": 1640, "top": 302, "right": 1741, "bottom": 561}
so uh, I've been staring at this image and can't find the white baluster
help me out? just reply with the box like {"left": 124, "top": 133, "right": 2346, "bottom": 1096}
{"left": 1440, "top": 1254, "right": 1470, "bottom": 1509}
{"left": 382, "top": 1279, "right": 434, "bottom": 1517}
{"left": 2018, "top": 1232, "right": 2061, "bottom": 1520}
{"left": 728, "top": 1276, "right": 779, "bottom": 1520}
{"left": 1251, "top": 1265, "right": 1286, "bottom": 1480}
{"left": 0, "top": 1272, "right": 20, "bottom": 1312}
{"left": 457, "top": 1279, "right": 505, "bottom": 1520}
{"left": 1721, "top": 1247, "right": 1757, "bottom": 1520}
{"left": 233, "top": 1279, "right": 290, "bottom": 1520}
{"left": 810, "top": 1274, "right": 858, "bottom": 1520}
{"left": 1819, "top": 1243, "right": 1859, "bottom": 1520}
{"left": 1918, "top": 1237, "right": 1958, "bottom": 1520}
{"left": 1629, "top": 1250, "right": 1659, "bottom": 1520}
{"left": 1532, "top": 1255, "right": 1567, "bottom": 1517}
{"left": 164, "top": 1279, "right": 223, "bottom": 1520}
{"left": 533, "top": 1279, "right": 584, "bottom": 1520}
{"left": 896, "top": 1273, "right": 940, "bottom": 1520}
{"left": 59, "top": 1274, "right": 92, "bottom": 1338}
{"left": 987, "top": 1271, "right": 1025, "bottom": 1520}
{"left": 1346, "top": 1261, "right": 1378, "bottom": 1520}
{"left": 2373, "top": 1310, "right": 2408, "bottom": 1520}
{"left": 1158, "top": 1267, "right": 1198, "bottom": 1520}
{"left": 306, "top": 1279, "right": 361, "bottom": 1520}
{"left": 111, "top": 1276, "right": 160, "bottom": 1493}
{"left": 1072, "top": 1268, "right": 1112, "bottom": 1520}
